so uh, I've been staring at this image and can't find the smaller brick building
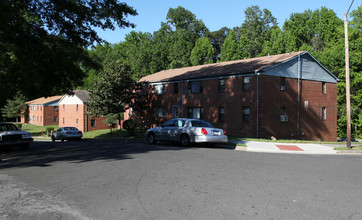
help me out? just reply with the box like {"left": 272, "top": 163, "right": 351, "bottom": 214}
{"left": 22, "top": 96, "right": 62, "bottom": 126}
{"left": 58, "top": 90, "right": 110, "bottom": 132}
{"left": 128, "top": 51, "right": 339, "bottom": 141}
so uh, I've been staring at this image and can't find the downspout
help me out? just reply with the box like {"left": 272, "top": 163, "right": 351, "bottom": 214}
{"left": 85, "top": 104, "right": 88, "bottom": 132}
{"left": 181, "top": 81, "right": 184, "bottom": 118}
{"left": 256, "top": 70, "right": 259, "bottom": 138}
{"left": 297, "top": 52, "right": 301, "bottom": 138}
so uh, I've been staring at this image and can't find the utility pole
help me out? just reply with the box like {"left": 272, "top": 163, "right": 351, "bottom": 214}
{"left": 344, "top": 0, "right": 354, "bottom": 149}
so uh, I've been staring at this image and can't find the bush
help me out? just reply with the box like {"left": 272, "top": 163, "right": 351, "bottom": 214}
{"left": 45, "top": 127, "right": 55, "bottom": 136}
{"left": 123, "top": 119, "right": 136, "bottom": 137}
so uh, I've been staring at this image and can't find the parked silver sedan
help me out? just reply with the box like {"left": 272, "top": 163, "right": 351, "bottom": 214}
{"left": 146, "top": 118, "right": 228, "bottom": 146}
{"left": 52, "top": 127, "right": 83, "bottom": 142}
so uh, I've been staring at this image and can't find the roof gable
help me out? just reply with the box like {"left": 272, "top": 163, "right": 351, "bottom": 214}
{"left": 58, "top": 90, "right": 89, "bottom": 105}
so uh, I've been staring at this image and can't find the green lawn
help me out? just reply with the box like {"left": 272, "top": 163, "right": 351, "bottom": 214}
{"left": 334, "top": 145, "right": 362, "bottom": 151}
{"left": 22, "top": 124, "right": 58, "bottom": 136}
{"left": 82, "top": 128, "right": 145, "bottom": 141}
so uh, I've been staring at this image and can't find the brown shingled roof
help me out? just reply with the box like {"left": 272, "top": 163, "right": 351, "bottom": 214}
{"left": 140, "top": 51, "right": 305, "bottom": 83}
{"left": 27, "top": 96, "right": 63, "bottom": 105}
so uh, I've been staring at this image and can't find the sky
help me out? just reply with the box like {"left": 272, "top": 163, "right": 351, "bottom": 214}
{"left": 97, "top": 0, "right": 360, "bottom": 44}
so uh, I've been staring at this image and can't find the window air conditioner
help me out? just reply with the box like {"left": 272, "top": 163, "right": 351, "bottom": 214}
{"left": 280, "top": 115, "right": 288, "bottom": 122}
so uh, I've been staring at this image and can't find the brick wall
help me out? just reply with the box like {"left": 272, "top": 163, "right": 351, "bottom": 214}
{"left": 43, "top": 106, "right": 59, "bottom": 126}
{"left": 59, "top": 104, "right": 110, "bottom": 132}
{"left": 129, "top": 75, "right": 337, "bottom": 141}
{"left": 258, "top": 75, "right": 337, "bottom": 141}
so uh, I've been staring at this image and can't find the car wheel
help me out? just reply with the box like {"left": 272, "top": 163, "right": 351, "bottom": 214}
{"left": 51, "top": 136, "right": 55, "bottom": 142}
{"left": 148, "top": 133, "right": 156, "bottom": 144}
{"left": 20, "top": 143, "right": 29, "bottom": 150}
{"left": 181, "top": 134, "right": 190, "bottom": 146}
{"left": 60, "top": 136, "right": 64, "bottom": 142}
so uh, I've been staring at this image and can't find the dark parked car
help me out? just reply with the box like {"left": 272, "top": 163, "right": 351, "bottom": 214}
{"left": 337, "top": 137, "right": 358, "bottom": 142}
{"left": 146, "top": 118, "right": 228, "bottom": 146}
{"left": 0, "top": 122, "right": 33, "bottom": 150}
{"left": 52, "top": 127, "right": 83, "bottom": 142}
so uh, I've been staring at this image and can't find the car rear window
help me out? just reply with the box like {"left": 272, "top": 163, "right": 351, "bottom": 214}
{"left": 191, "top": 121, "right": 213, "bottom": 128}
{"left": 64, "top": 127, "right": 78, "bottom": 131}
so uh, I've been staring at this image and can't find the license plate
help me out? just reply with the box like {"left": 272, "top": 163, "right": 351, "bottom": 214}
{"left": 213, "top": 131, "right": 221, "bottom": 136}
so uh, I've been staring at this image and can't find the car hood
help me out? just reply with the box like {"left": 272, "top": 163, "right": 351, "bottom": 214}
{"left": 0, "top": 130, "right": 31, "bottom": 136}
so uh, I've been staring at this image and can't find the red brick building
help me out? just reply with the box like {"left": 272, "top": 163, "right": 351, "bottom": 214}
{"left": 58, "top": 90, "right": 110, "bottom": 132}
{"left": 128, "top": 51, "right": 339, "bottom": 141}
{"left": 21, "top": 96, "right": 62, "bottom": 126}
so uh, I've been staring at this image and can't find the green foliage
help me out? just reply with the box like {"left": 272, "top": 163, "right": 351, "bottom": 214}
{"left": 1, "top": 92, "right": 27, "bottom": 122}
{"left": 220, "top": 29, "right": 242, "bottom": 61}
{"left": 190, "top": 37, "right": 214, "bottom": 66}
{"left": 123, "top": 119, "right": 136, "bottom": 137}
{"left": 0, "top": 0, "right": 137, "bottom": 115}
{"left": 87, "top": 61, "right": 141, "bottom": 118}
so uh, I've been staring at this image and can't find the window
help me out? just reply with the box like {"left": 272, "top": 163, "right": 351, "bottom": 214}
{"left": 173, "top": 83, "right": 178, "bottom": 94}
{"left": 280, "top": 77, "right": 286, "bottom": 91}
{"left": 242, "top": 107, "right": 250, "bottom": 122}
{"left": 63, "top": 117, "right": 65, "bottom": 124}
{"left": 322, "top": 82, "right": 326, "bottom": 94}
{"left": 40, "top": 106, "right": 42, "bottom": 111}
{"left": 40, "top": 116, "right": 42, "bottom": 122}
{"left": 219, "top": 79, "right": 225, "bottom": 93}
{"left": 172, "top": 105, "right": 180, "bottom": 118}
{"left": 33, "top": 115, "right": 35, "bottom": 121}
{"left": 154, "top": 84, "right": 165, "bottom": 95}
{"left": 76, "top": 119, "right": 79, "bottom": 127}
{"left": 188, "top": 81, "right": 203, "bottom": 93}
{"left": 219, "top": 107, "right": 225, "bottom": 121}
{"left": 76, "top": 104, "right": 79, "bottom": 112}
{"left": 54, "top": 116, "right": 58, "bottom": 122}
{"left": 91, "top": 119, "right": 96, "bottom": 127}
{"left": 280, "top": 107, "right": 288, "bottom": 122}
{"left": 54, "top": 106, "right": 58, "bottom": 111}
{"left": 243, "top": 77, "right": 250, "bottom": 91}
{"left": 37, "top": 116, "right": 39, "bottom": 121}
{"left": 154, "top": 107, "right": 166, "bottom": 118}
{"left": 188, "top": 107, "right": 203, "bottom": 119}
{"left": 63, "top": 104, "right": 65, "bottom": 111}
{"left": 322, "top": 107, "right": 326, "bottom": 120}
{"left": 37, "top": 106, "right": 39, "bottom": 111}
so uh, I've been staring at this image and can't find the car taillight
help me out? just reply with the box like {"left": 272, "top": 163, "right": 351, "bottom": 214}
{"left": 223, "top": 130, "right": 226, "bottom": 135}
{"left": 201, "top": 128, "right": 208, "bottom": 135}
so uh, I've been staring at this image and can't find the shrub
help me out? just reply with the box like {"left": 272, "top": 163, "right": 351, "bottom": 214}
{"left": 123, "top": 119, "right": 136, "bottom": 137}
{"left": 15, "top": 123, "right": 22, "bottom": 129}
{"left": 45, "top": 127, "right": 55, "bottom": 136}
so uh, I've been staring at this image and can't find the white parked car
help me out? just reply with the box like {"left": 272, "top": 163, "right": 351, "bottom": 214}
{"left": 146, "top": 118, "right": 228, "bottom": 146}
{"left": 0, "top": 122, "right": 33, "bottom": 150}
{"left": 52, "top": 127, "right": 83, "bottom": 142}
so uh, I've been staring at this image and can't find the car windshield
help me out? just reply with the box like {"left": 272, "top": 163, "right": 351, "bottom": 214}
{"left": 190, "top": 120, "right": 213, "bottom": 128}
{"left": 0, "top": 124, "right": 19, "bottom": 131}
{"left": 64, "top": 127, "right": 78, "bottom": 131}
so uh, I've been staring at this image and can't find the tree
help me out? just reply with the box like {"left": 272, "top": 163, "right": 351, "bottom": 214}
{"left": 1, "top": 92, "right": 27, "bottom": 122}
{"left": 239, "top": 6, "right": 278, "bottom": 57}
{"left": 208, "top": 27, "right": 230, "bottom": 61}
{"left": 220, "top": 29, "right": 242, "bottom": 61}
{"left": 190, "top": 37, "right": 214, "bottom": 66}
{"left": 0, "top": 0, "right": 137, "bottom": 117}
{"left": 87, "top": 61, "right": 142, "bottom": 129}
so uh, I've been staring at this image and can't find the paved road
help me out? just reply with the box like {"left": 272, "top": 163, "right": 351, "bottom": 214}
{"left": 1, "top": 141, "right": 362, "bottom": 219}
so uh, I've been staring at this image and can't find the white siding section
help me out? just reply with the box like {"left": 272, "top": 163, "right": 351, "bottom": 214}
{"left": 59, "top": 95, "right": 84, "bottom": 105}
